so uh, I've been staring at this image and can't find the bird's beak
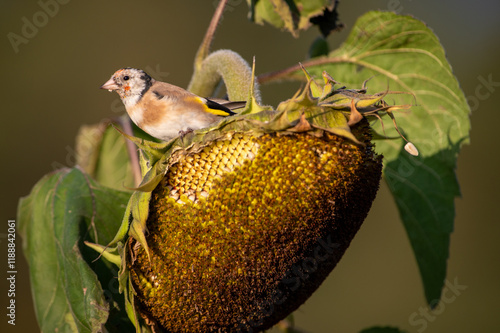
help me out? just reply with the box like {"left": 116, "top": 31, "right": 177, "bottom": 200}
{"left": 100, "top": 78, "right": 119, "bottom": 91}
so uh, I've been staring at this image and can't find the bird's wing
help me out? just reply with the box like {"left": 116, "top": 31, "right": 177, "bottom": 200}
{"left": 150, "top": 81, "right": 242, "bottom": 117}
{"left": 202, "top": 98, "right": 237, "bottom": 116}
{"left": 209, "top": 98, "right": 246, "bottom": 111}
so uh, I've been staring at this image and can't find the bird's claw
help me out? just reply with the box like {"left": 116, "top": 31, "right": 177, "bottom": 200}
{"left": 179, "top": 128, "right": 194, "bottom": 143}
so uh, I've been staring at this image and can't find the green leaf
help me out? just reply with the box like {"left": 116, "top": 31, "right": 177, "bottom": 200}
{"left": 18, "top": 168, "right": 133, "bottom": 332}
{"left": 247, "top": 0, "right": 332, "bottom": 37}
{"left": 275, "top": 11, "right": 470, "bottom": 304}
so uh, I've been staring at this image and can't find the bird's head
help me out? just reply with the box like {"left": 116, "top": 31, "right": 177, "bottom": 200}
{"left": 100, "top": 67, "right": 154, "bottom": 100}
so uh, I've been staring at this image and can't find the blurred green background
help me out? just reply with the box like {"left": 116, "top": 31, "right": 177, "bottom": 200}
{"left": 1, "top": 0, "right": 499, "bottom": 332}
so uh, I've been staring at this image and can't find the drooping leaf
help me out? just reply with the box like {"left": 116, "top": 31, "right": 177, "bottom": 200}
{"left": 267, "top": 11, "right": 471, "bottom": 305}
{"left": 18, "top": 168, "right": 133, "bottom": 332}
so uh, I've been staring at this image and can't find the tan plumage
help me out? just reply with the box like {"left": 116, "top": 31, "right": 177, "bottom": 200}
{"left": 100, "top": 68, "right": 244, "bottom": 141}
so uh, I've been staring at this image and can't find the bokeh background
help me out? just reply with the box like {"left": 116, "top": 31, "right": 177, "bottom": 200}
{"left": 1, "top": 0, "right": 499, "bottom": 332}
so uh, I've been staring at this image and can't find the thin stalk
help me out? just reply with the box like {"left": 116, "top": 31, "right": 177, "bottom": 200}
{"left": 194, "top": 0, "right": 229, "bottom": 71}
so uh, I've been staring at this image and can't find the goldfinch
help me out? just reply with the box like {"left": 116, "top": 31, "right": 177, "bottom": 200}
{"left": 100, "top": 68, "right": 245, "bottom": 141}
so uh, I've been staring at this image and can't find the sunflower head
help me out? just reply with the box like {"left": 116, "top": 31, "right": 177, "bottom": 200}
{"left": 89, "top": 67, "right": 415, "bottom": 332}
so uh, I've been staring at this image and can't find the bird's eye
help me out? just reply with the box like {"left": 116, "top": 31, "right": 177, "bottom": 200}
{"left": 123, "top": 75, "right": 130, "bottom": 81}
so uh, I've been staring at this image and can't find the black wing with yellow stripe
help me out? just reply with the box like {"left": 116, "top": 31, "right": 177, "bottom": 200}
{"left": 204, "top": 98, "right": 238, "bottom": 116}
